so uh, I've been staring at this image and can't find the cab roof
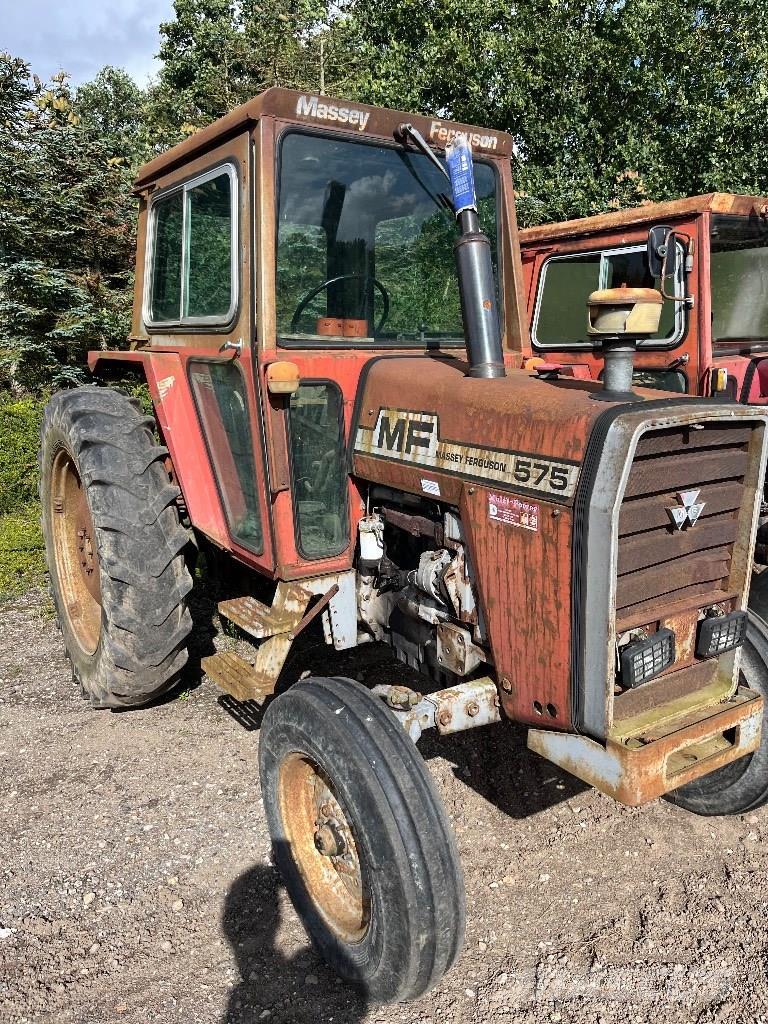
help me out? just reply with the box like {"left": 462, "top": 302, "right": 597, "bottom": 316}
{"left": 135, "top": 87, "right": 515, "bottom": 189}
{"left": 519, "top": 193, "right": 768, "bottom": 244}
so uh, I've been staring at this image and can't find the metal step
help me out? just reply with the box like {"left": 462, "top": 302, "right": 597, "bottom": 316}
{"left": 201, "top": 649, "right": 283, "bottom": 704}
{"left": 217, "top": 582, "right": 312, "bottom": 639}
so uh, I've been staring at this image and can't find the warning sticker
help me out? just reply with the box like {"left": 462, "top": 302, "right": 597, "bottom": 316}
{"left": 488, "top": 492, "right": 539, "bottom": 531}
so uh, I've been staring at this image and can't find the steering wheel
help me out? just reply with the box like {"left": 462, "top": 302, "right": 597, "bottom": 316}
{"left": 290, "top": 273, "right": 390, "bottom": 335}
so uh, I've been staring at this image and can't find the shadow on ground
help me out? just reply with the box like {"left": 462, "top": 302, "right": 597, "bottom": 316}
{"left": 221, "top": 858, "right": 368, "bottom": 1024}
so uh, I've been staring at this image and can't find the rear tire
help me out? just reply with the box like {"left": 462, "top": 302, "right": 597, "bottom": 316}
{"left": 258, "top": 676, "right": 465, "bottom": 1002}
{"left": 40, "top": 386, "right": 193, "bottom": 709}
{"left": 667, "top": 614, "right": 768, "bottom": 815}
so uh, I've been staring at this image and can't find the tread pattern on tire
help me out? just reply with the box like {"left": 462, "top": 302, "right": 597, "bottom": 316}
{"left": 259, "top": 676, "right": 465, "bottom": 1002}
{"left": 40, "top": 386, "right": 193, "bottom": 709}
{"left": 667, "top": 614, "right": 768, "bottom": 815}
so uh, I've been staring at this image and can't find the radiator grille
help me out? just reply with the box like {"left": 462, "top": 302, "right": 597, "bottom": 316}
{"left": 616, "top": 423, "right": 751, "bottom": 626}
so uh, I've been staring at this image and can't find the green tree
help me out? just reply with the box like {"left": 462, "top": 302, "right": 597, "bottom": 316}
{"left": 148, "top": 0, "right": 357, "bottom": 139}
{"left": 341, "top": 0, "right": 768, "bottom": 224}
{"left": 0, "top": 56, "right": 138, "bottom": 390}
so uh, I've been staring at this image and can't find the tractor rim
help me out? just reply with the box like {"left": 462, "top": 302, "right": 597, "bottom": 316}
{"left": 278, "top": 753, "right": 370, "bottom": 943}
{"left": 50, "top": 447, "right": 102, "bottom": 655}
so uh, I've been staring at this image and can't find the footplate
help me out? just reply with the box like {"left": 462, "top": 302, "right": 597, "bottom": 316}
{"left": 201, "top": 649, "right": 283, "bottom": 704}
{"left": 527, "top": 686, "right": 763, "bottom": 806}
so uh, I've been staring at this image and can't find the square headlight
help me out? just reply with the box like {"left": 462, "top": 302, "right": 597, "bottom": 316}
{"left": 619, "top": 627, "right": 676, "bottom": 688}
{"left": 696, "top": 610, "right": 748, "bottom": 658}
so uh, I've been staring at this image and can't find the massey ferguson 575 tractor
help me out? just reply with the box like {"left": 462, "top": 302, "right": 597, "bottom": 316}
{"left": 40, "top": 90, "right": 768, "bottom": 1001}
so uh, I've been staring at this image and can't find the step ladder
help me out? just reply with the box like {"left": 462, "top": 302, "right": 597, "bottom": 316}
{"left": 201, "top": 581, "right": 336, "bottom": 704}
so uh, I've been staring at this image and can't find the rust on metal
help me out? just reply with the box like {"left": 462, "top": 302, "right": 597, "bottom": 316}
{"left": 519, "top": 192, "right": 768, "bottom": 245}
{"left": 200, "top": 649, "right": 279, "bottom": 704}
{"left": 278, "top": 754, "right": 369, "bottom": 942}
{"left": 288, "top": 584, "right": 339, "bottom": 640}
{"left": 218, "top": 582, "right": 312, "bottom": 639}
{"left": 50, "top": 447, "right": 102, "bottom": 655}
{"left": 528, "top": 686, "right": 763, "bottom": 806}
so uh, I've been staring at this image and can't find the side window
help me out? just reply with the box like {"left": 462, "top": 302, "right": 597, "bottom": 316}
{"left": 533, "top": 245, "right": 683, "bottom": 348}
{"left": 534, "top": 253, "right": 600, "bottom": 347}
{"left": 288, "top": 383, "right": 348, "bottom": 559}
{"left": 189, "top": 361, "right": 263, "bottom": 552}
{"left": 148, "top": 166, "right": 236, "bottom": 325}
{"left": 150, "top": 191, "right": 184, "bottom": 321}
{"left": 185, "top": 174, "right": 234, "bottom": 318}
{"left": 599, "top": 368, "right": 687, "bottom": 393}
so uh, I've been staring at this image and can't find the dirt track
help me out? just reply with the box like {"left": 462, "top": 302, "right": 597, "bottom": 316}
{"left": 3, "top": 591, "right": 768, "bottom": 1024}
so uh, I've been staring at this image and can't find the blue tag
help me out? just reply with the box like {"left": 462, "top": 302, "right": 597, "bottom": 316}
{"left": 445, "top": 135, "right": 477, "bottom": 214}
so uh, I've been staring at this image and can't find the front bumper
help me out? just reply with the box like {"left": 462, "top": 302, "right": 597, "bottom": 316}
{"left": 527, "top": 686, "right": 763, "bottom": 806}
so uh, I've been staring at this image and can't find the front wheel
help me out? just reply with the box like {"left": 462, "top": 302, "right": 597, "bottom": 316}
{"left": 258, "top": 676, "right": 465, "bottom": 1002}
{"left": 667, "top": 614, "right": 768, "bottom": 815}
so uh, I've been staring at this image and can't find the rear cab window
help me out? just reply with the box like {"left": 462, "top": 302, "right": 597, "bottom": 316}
{"left": 145, "top": 164, "right": 238, "bottom": 327}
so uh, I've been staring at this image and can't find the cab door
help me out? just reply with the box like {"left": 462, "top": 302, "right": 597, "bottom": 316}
{"left": 140, "top": 130, "right": 276, "bottom": 573}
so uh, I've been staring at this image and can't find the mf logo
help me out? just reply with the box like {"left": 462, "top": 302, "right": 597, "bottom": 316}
{"left": 374, "top": 410, "right": 439, "bottom": 458}
{"left": 666, "top": 489, "right": 706, "bottom": 530}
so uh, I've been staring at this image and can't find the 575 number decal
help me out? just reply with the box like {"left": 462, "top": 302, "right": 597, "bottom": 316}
{"left": 512, "top": 458, "right": 570, "bottom": 491}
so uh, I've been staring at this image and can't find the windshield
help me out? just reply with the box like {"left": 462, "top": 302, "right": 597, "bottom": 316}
{"left": 275, "top": 131, "right": 498, "bottom": 345}
{"left": 711, "top": 214, "right": 768, "bottom": 345}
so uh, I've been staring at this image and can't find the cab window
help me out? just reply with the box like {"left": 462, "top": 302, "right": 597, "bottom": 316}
{"left": 147, "top": 165, "right": 237, "bottom": 326}
{"left": 533, "top": 244, "right": 683, "bottom": 348}
{"left": 288, "top": 383, "right": 348, "bottom": 559}
{"left": 275, "top": 131, "right": 498, "bottom": 345}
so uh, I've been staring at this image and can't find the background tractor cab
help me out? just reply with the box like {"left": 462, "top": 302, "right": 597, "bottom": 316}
{"left": 519, "top": 193, "right": 768, "bottom": 402}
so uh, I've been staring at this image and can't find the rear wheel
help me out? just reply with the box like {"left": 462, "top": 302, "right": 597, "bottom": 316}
{"left": 40, "top": 386, "right": 193, "bottom": 709}
{"left": 258, "top": 676, "right": 465, "bottom": 1002}
{"left": 667, "top": 614, "right": 768, "bottom": 815}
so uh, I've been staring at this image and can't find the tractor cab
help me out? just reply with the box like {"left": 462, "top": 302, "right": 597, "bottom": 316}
{"left": 520, "top": 193, "right": 768, "bottom": 401}
{"left": 92, "top": 89, "right": 522, "bottom": 578}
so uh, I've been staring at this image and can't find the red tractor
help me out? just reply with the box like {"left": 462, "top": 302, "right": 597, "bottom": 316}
{"left": 40, "top": 92, "right": 768, "bottom": 1001}
{"left": 519, "top": 193, "right": 768, "bottom": 615}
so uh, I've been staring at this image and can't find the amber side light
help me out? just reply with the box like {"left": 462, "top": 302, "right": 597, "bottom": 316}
{"left": 266, "top": 360, "right": 301, "bottom": 395}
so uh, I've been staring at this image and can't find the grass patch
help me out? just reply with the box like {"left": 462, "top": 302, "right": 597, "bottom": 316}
{"left": 0, "top": 504, "right": 47, "bottom": 600}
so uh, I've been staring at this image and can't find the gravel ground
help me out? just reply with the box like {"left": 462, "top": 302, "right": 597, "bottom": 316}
{"left": 3, "top": 591, "right": 768, "bottom": 1024}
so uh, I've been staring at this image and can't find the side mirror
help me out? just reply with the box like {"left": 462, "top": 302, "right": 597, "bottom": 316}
{"left": 647, "top": 224, "right": 680, "bottom": 282}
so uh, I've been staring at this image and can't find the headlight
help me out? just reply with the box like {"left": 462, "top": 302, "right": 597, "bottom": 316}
{"left": 696, "top": 611, "right": 748, "bottom": 658}
{"left": 619, "top": 627, "right": 676, "bottom": 688}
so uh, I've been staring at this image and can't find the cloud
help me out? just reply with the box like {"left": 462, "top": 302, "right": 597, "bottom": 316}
{"left": 3, "top": 0, "right": 175, "bottom": 86}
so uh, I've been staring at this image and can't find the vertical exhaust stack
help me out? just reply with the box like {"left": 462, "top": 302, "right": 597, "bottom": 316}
{"left": 397, "top": 124, "right": 505, "bottom": 379}
{"left": 453, "top": 205, "right": 506, "bottom": 378}
{"left": 446, "top": 136, "right": 506, "bottom": 379}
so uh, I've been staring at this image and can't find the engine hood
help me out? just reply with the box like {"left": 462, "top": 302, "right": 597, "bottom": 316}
{"left": 351, "top": 354, "right": 666, "bottom": 506}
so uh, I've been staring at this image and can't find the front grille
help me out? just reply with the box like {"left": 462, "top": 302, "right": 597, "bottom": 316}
{"left": 616, "top": 422, "right": 752, "bottom": 627}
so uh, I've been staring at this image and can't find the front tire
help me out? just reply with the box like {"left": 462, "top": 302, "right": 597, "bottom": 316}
{"left": 667, "top": 614, "right": 768, "bottom": 815}
{"left": 258, "top": 676, "right": 465, "bottom": 1002}
{"left": 40, "top": 386, "right": 193, "bottom": 709}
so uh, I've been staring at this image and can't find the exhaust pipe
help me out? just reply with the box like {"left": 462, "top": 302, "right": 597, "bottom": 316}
{"left": 454, "top": 207, "right": 506, "bottom": 379}
{"left": 398, "top": 123, "right": 505, "bottom": 379}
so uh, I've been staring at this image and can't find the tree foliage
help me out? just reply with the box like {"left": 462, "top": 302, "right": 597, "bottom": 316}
{"left": 2, "top": 1, "right": 768, "bottom": 390}
{"left": 342, "top": 0, "right": 768, "bottom": 224}
{"left": 0, "top": 57, "right": 140, "bottom": 389}
{"left": 148, "top": 0, "right": 360, "bottom": 141}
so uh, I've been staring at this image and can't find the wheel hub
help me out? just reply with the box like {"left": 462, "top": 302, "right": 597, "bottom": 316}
{"left": 278, "top": 754, "right": 369, "bottom": 942}
{"left": 50, "top": 447, "right": 102, "bottom": 655}
{"left": 314, "top": 821, "right": 347, "bottom": 858}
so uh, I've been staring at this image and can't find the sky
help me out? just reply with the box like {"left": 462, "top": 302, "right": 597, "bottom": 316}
{"left": 3, "top": 0, "right": 175, "bottom": 86}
